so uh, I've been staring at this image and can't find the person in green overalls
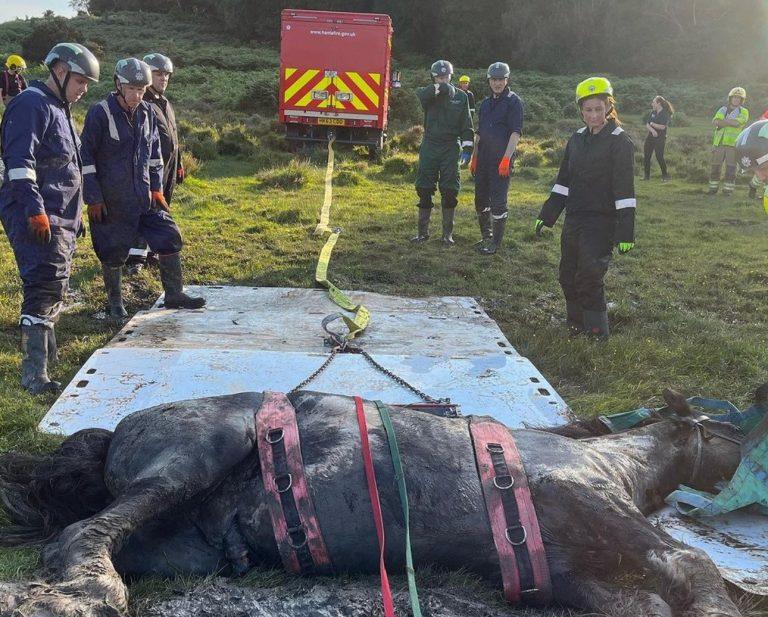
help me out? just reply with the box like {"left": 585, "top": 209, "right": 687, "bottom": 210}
{"left": 412, "top": 60, "right": 474, "bottom": 245}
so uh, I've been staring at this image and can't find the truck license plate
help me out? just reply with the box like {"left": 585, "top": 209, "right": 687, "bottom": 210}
{"left": 318, "top": 118, "right": 345, "bottom": 126}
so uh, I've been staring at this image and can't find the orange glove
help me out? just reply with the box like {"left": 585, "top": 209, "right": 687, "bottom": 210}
{"left": 469, "top": 153, "right": 477, "bottom": 175}
{"left": 27, "top": 213, "right": 51, "bottom": 244}
{"left": 498, "top": 156, "right": 511, "bottom": 177}
{"left": 88, "top": 202, "right": 107, "bottom": 223}
{"left": 151, "top": 191, "right": 169, "bottom": 212}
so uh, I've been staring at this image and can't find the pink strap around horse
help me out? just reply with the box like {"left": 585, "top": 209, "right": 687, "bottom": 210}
{"left": 470, "top": 419, "right": 552, "bottom": 604}
{"left": 256, "top": 391, "right": 332, "bottom": 574}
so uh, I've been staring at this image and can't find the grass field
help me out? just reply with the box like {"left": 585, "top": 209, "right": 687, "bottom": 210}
{"left": 1, "top": 9, "right": 767, "bottom": 613}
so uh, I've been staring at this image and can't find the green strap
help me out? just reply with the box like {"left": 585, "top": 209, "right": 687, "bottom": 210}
{"left": 375, "top": 401, "right": 422, "bottom": 617}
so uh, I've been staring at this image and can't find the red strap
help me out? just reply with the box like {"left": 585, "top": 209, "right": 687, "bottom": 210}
{"left": 470, "top": 420, "right": 552, "bottom": 604}
{"left": 256, "top": 391, "right": 332, "bottom": 574}
{"left": 354, "top": 396, "right": 396, "bottom": 617}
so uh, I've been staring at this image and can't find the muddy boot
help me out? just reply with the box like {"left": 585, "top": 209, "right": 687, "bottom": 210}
{"left": 410, "top": 207, "right": 432, "bottom": 243}
{"left": 47, "top": 327, "right": 58, "bottom": 364}
{"left": 565, "top": 301, "right": 584, "bottom": 335}
{"left": 478, "top": 215, "right": 507, "bottom": 255}
{"left": 102, "top": 264, "right": 128, "bottom": 319}
{"left": 473, "top": 209, "right": 493, "bottom": 248}
{"left": 159, "top": 253, "right": 206, "bottom": 309}
{"left": 441, "top": 207, "right": 456, "bottom": 245}
{"left": 21, "top": 324, "right": 61, "bottom": 395}
{"left": 584, "top": 309, "right": 610, "bottom": 339}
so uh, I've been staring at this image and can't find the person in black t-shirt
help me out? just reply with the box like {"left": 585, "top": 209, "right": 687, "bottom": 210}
{"left": 642, "top": 96, "right": 673, "bottom": 181}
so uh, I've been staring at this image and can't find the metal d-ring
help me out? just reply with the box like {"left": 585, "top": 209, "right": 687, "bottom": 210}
{"left": 505, "top": 524, "right": 527, "bottom": 546}
{"left": 287, "top": 524, "right": 308, "bottom": 549}
{"left": 266, "top": 428, "right": 285, "bottom": 444}
{"left": 493, "top": 474, "right": 515, "bottom": 490}
{"left": 275, "top": 473, "right": 293, "bottom": 493}
{"left": 485, "top": 442, "right": 504, "bottom": 454}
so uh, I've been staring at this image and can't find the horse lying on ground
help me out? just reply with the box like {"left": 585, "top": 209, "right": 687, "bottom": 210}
{"left": 0, "top": 389, "right": 749, "bottom": 617}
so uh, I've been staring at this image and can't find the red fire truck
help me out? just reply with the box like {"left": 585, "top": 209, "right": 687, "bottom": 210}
{"left": 278, "top": 9, "right": 393, "bottom": 157}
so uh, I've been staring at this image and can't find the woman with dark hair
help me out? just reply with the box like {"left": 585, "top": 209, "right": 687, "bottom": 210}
{"left": 534, "top": 77, "right": 636, "bottom": 339}
{"left": 643, "top": 96, "right": 673, "bottom": 181}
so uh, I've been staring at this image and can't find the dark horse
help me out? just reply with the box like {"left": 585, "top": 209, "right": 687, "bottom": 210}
{"left": 0, "top": 389, "right": 748, "bottom": 617}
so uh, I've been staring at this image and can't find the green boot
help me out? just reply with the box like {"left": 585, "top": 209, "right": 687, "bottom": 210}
{"left": 478, "top": 215, "right": 507, "bottom": 255}
{"left": 473, "top": 209, "right": 493, "bottom": 247}
{"left": 441, "top": 207, "right": 456, "bottom": 245}
{"left": 159, "top": 253, "right": 206, "bottom": 309}
{"left": 410, "top": 207, "right": 431, "bottom": 243}
{"left": 102, "top": 264, "right": 128, "bottom": 319}
{"left": 21, "top": 324, "right": 61, "bottom": 395}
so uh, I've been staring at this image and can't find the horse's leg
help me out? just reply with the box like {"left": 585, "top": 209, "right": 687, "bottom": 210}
{"left": 557, "top": 575, "right": 673, "bottom": 617}
{"left": 15, "top": 392, "right": 262, "bottom": 617}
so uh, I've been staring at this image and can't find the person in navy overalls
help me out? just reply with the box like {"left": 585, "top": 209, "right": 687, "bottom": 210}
{"left": 0, "top": 43, "right": 99, "bottom": 394}
{"left": 470, "top": 62, "right": 523, "bottom": 255}
{"left": 81, "top": 58, "right": 205, "bottom": 319}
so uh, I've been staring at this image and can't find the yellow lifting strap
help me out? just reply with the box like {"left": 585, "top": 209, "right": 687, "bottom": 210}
{"left": 313, "top": 134, "right": 371, "bottom": 340}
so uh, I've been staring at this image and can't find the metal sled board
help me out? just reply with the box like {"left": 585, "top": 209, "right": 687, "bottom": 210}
{"left": 40, "top": 286, "right": 571, "bottom": 434}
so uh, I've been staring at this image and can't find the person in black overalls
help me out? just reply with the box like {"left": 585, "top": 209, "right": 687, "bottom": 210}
{"left": 125, "top": 53, "right": 184, "bottom": 274}
{"left": 642, "top": 96, "right": 673, "bottom": 181}
{"left": 535, "top": 77, "right": 636, "bottom": 338}
{"left": 470, "top": 62, "right": 523, "bottom": 255}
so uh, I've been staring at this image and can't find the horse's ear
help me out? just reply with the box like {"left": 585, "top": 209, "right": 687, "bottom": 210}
{"left": 662, "top": 388, "right": 692, "bottom": 416}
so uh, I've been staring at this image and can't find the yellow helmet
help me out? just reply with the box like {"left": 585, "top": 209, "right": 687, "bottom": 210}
{"left": 6, "top": 54, "right": 26, "bottom": 70}
{"left": 459, "top": 75, "right": 470, "bottom": 83}
{"left": 575, "top": 76, "right": 613, "bottom": 103}
{"left": 728, "top": 86, "right": 746, "bottom": 101}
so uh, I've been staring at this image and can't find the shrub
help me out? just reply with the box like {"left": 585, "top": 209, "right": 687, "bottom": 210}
{"left": 670, "top": 111, "right": 691, "bottom": 127}
{"left": 239, "top": 70, "right": 278, "bottom": 114}
{"left": 518, "top": 150, "right": 544, "bottom": 167}
{"left": 515, "top": 167, "right": 539, "bottom": 180}
{"left": 218, "top": 124, "right": 258, "bottom": 157}
{"left": 335, "top": 170, "right": 363, "bottom": 186}
{"left": 389, "top": 87, "right": 423, "bottom": 129}
{"left": 389, "top": 125, "right": 424, "bottom": 153}
{"left": 182, "top": 125, "right": 220, "bottom": 161}
{"left": 257, "top": 160, "right": 308, "bottom": 190}
{"left": 181, "top": 151, "right": 201, "bottom": 177}
{"left": 542, "top": 145, "right": 565, "bottom": 166}
{"left": 382, "top": 155, "right": 416, "bottom": 178}
{"left": 21, "top": 17, "right": 83, "bottom": 63}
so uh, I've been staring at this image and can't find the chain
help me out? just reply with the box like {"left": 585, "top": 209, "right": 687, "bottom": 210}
{"left": 289, "top": 343, "right": 447, "bottom": 405}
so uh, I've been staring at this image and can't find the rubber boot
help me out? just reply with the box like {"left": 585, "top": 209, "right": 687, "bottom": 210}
{"left": 478, "top": 216, "right": 507, "bottom": 255}
{"left": 473, "top": 209, "right": 493, "bottom": 248}
{"left": 410, "top": 207, "right": 431, "bottom": 243}
{"left": 21, "top": 324, "right": 61, "bottom": 395}
{"left": 565, "top": 301, "right": 583, "bottom": 335}
{"left": 441, "top": 207, "right": 456, "bottom": 245}
{"left": 102, "top": 264, "right": 128, "bottom": 319}
{"left": 159, "top": 253, "right": 206, "bottom": 309}
{"left": 584, "top": 309, "right": 610, "bottom": 339}
{"left": 47, "top": 328, "right": 58, "bottom": 364}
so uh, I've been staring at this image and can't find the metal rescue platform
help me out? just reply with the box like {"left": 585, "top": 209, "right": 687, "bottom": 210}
{"left": 39, "top": 286, "right": 571, "bottom": 435}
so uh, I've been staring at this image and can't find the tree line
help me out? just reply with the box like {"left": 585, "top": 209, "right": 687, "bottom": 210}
{"left": 72, "top": 0, "right": 767, "bottom": 81}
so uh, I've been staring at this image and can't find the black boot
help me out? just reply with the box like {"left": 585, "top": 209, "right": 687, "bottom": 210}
{"left": 441, "top": 207, "right": 456, "bottom": 245}
{"left": 21, "top": 324, "right": 61, "bottom": 395}
{"left": 47, "top": 327, "right": 58, "bottom": 364}
{"left": 410, "top": 207, "right": 431, "bottom": 242}
{"left": 474, "top": 209, "right": 493, "bottom": 247}
{"left": 584, "top": 310, "right": 610, "bottom": 339}
{"left": 102, "top": 264, "right": 128, "bottom": 319}
{"left": 478, "top": 215, "right": 507, "bottom": 255}
{"left": 159, "top": 253, "right": 206, "bottom": 309}
{"left": 565, "top": 301, "right": 583, "bottom": 335}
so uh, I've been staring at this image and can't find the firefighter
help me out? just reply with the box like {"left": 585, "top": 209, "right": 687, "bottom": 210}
{"left": 125, "top": 53, "right": 184, "bottom": 274}
{"left": 412, "top": 60, "right": 474, "bottom": 245}
{"left": 709, "top": 87, "right": 749, "bottom": 195}
{"left": 736, "top": 119, "right": 768, "bottom": 213}
{"left": 0, "top": 43, "right": 99, "bottom": 394}
{"left": 1, "top": 54, "right": 28, "bottom": 106}
{"left": 81, "top": 58, "right": 205, "bottom": 320}
{"left": 469, "top": 62, "right": 523, "bottom": 255}
{"left": 534, "top": 77, "right": 635, "bottom": 338}
{"left": 458, "top": 75, "right": 475, "bottom": 116}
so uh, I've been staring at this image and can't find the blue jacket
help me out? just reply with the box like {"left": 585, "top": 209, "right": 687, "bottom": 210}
{"left": 0, "top": 80, "right": 83, "bottom": 231}
{"left": 477, "top": 88, "right": 524, "bottom": 158}
{"left": 81, "top": 92, "right": 163, "bottom": 212}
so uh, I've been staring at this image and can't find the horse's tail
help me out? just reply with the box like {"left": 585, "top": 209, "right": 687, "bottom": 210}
{"left": 0, "top": 428, "right": 114, "bottom": 546}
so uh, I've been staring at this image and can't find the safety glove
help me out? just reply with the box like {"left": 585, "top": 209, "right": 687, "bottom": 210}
{"left": 498, "top": 156, "right": 511, "bottom": 177}
{"left": 618, "top": 242, "right": 634, "bottom": 254}
{"left": 469, "top": 152, "right": 477, "bottom": 175}
{"left": 27, "top": 213, "right": 51, "bottom": 244}
{"left": 87, "top": 202, "right": 107, "bottom": 223}
{"left": 459, "top": 149, "right": 472, "bottom": 168}
{"left": 177, "top": 167, "right": 185, "bottom": 184}
{"left": 534, "top": 218, "right": 547, "bottom": 237}
{"left": 438, "top": 82, "right": 449, "bottom": 95}
{"left": 151, "top": 191, "right": 170, "bottom": 212}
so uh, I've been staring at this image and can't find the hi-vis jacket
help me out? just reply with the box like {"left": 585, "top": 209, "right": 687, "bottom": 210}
{"left": 712, "top": 105, "right": 749, "bottom": 147}
{"left": 538, "top": 119, "right": 636, "bottom": 243}
{"left": 81, "top": 92, "right": 163, "bottom": 211}
{"left": 0, "top": 80, "right": 83, "bottom": 230}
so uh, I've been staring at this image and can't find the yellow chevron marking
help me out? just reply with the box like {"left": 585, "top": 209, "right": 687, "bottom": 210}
{"left": 369, "top": 72, "right": 381, "bottom": 85}
{"left": 284, "top": 69, "right": 319, "bottom": 103}
{"left": 296, "top": 76, "right": 331, "bottom": 107}
{"left": 285, "top": 67, "right": 297, "bottom": 80}
{"left": 334, "top": 75, "right": 367, "bottom": 110}
{"left": 346, "top": 72, "right": 379, "bottom": 107}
